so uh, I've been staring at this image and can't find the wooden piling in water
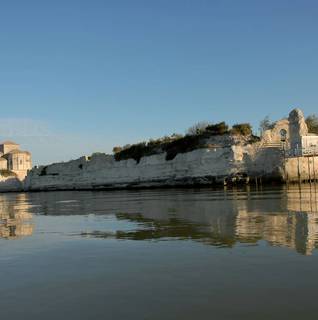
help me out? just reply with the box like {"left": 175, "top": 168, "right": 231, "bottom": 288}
{"left": 313, "top": 156, "right": 317, "bottom": 183}
{"left": 297, "top": 155, "right": 301, "bottom": 185}
{"left": 307, "top": 157, "right": 312, "bottom": 184}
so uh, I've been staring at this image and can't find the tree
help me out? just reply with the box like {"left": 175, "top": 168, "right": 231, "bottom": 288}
{"left": 306, "top": 114, "right": 318, "bottom": 134}
{"left": 259, "top": 116, "right": 274, "bottom": 134}
{"left": 186, "top": 121, "right": 211, "bottom": 136}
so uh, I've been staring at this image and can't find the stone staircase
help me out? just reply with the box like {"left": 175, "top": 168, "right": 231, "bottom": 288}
{"left": 261, "top": 142, "right": 283, "bottom": 149}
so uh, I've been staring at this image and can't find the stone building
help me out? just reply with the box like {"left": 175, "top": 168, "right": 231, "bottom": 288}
{"left": 0, "top": 141, "right": 20, "bottom": 155}
{"left": 261, "top": 108, "right": 318, "bottom": 155}
{"left": 0, "top": 158, "right": 7, "bottom": 170}
{"left": 0, "top": 141, "right": 32, "bottom": 179}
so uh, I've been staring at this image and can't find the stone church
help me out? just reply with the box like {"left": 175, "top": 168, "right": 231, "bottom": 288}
{"left": 0, "top": 141, "right": 32, "bottom": 178}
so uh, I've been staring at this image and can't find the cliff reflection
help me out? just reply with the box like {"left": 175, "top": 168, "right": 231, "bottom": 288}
{"left": 0, "top": 194, "right": 34, "bottom": 239}
{"left": 3, "top": 187, "right": 318, "bottom": 255}
{"left": 83, "top": 213, "right": 236, "bottom": 247}
{"left": 81, "top": 186, "right": 318, "bottom": 255}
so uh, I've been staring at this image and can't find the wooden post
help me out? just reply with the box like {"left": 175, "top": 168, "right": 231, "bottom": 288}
{"left": 282, "top": 141, "right": 288, "bottom": 184}
{"left": 297, "top": 154, "right": 301, "bottom": 185}
{"left": 313, "top": 156, "right": 317, "bottom": 183}
{"left": 308, "top": 157, "right": 312, "bottom": 183}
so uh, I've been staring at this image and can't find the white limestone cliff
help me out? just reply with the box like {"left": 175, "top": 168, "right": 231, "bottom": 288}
{"left": 2, "top": 108, "right": 312, "bottom": 192}
{"left": 24, "top": 140, "right": 283, "bottom": 191}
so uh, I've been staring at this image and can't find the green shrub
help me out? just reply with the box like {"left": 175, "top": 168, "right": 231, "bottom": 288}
{"left": 248, "top": 135, "right": 261, "bottom": 144}
{"left": 39, "top": 166, "right": 48, "bottom": 176}
{"left": 114, "top": 142, "right": 148, "bottom": 163}
{"left": 113, "top": 121, "right": 256, "bottom": 163}
{"left": 112, "top": 146, "right": 123, "bottom": 154}
{"left": 114, "top": 134, "right": 185, "bottom": 163}
{"left": 205, "top": 122, "right": 229, "bottom": 135}
{"left": 164, "top": 134, "right": 206, "bottom": 160}
{"left": 306, "top": 114, "right": 318, "bottom": 134}
{"left": 230, "top": 123, "right": 252, "bottom": 136}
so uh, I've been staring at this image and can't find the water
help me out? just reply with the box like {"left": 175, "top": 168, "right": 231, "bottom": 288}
{"left": 1, "top": 186, "right": 318, "bottom": 319}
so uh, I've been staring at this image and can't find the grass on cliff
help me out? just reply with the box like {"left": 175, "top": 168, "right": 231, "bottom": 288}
{"left": 113, "top": 121, "right": 259, "bottom": 163}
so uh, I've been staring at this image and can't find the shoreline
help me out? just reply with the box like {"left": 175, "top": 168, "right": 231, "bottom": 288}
{"left": 0, "top": 176, "right": 289, "bottom": 194}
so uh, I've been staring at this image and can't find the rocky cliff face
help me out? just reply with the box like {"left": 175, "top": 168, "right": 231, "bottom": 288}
{"left": 288, "top": 108, "right": 308, "bottom": 150}
{"left": 17, "top": 109, "right": 314, "bottom": 192}
{"left": 0, "top": 176, "right": 23, "bottom": 192}
{"left": 24, "top": 138, "right": 283, "bottom": 191}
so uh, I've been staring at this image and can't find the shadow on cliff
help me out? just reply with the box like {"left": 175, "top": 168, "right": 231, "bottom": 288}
{"left": 243, "top": 147, "right": 284, "bottom": 180}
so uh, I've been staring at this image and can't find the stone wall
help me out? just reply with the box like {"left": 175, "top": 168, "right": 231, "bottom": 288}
{"left": 284, "top": 156, "right": 318, "bottom": 182}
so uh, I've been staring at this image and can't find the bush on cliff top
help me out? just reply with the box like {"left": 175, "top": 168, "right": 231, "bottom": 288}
{"left": 306, "top": 114, "right": 318, "bottom": 134}
{"left": 230, "top": 123, "right": 252, "bottom": 136}
{"left": 205, "top": 122, "right": 229, "bottom": 135}
{"left": 114, "top": 121, "right": 255, "bottom": 163}
{"left": 186, "top": 121, "right": 211, "bottom": 136}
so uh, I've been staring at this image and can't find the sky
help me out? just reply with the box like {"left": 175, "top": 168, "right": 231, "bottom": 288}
{"left": 0, "top": 0, "right": 318, "bottom": 165}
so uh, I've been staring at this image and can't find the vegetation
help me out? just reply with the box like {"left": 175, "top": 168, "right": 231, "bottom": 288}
{"left": 259, "top": 116, "right": 275, "bottom": 134}
{"left": 112, "top": 146, "right": 123, "bottom": 154}
{"left": 0, "top": 169, "right": 16, "bottom": 177}
{"left": 205, "top": 122, "right": 229, "bottom": 135}
{"left": 39, "top": 166, "right": 48, "bottom": 176}
{"left": 230, "top": 123, "right": 252, "bottom": 136}
{"left": 306, "top": 114, "right": 318, "bottom": 134}
{"left": 186, "top": 121, "right": 210, "bottom": 136}
{"left": 113, "top": 120, "right": 255, "bottom": 163}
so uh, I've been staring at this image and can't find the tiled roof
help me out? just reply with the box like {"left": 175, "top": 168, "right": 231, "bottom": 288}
{"left": 7, "top": 149, "right": 31, "bottom": 155}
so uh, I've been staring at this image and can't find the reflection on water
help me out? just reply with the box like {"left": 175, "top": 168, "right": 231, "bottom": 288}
{"left": 2, "top": 185, "right": 318, "bottom": 254}
{"left": 79, "top": 185, "right": 318, "bottom": 255}
{"left": 81, "top": 212, "right": 237, "bottom": 247}
{"left": 3, "top": 186, "right": 318, "bottom": 320}
{"left": 0, "top": 194, "right": 34, "bottom": 239}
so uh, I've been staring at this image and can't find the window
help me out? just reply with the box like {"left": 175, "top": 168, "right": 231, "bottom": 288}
{"left": 280, "top": 129, "right": 287, "bottom": 142}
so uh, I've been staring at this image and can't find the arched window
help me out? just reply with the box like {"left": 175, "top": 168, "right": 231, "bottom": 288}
{"left": 280, "top": 129, "right": 287, "bottom": 142}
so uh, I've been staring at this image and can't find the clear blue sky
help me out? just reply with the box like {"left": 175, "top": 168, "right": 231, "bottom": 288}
{"left": 0, "top": 0, "right": 317, "bottom": 164}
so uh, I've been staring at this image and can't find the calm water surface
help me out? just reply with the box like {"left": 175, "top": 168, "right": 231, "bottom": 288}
{"left": 1, "top": 186, "right": 318, "bottom": 319}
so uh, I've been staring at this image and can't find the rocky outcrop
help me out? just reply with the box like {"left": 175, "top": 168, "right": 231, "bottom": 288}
{"left": 0, "top": 176, "right": 23, "bottom": 192}
{"left": 288, "top": 108, "right": 308, "bottom": 151}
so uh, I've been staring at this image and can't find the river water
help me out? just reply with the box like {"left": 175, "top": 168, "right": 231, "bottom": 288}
{"left": 1, "top": 186, "right": 318, "bottom": 319}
